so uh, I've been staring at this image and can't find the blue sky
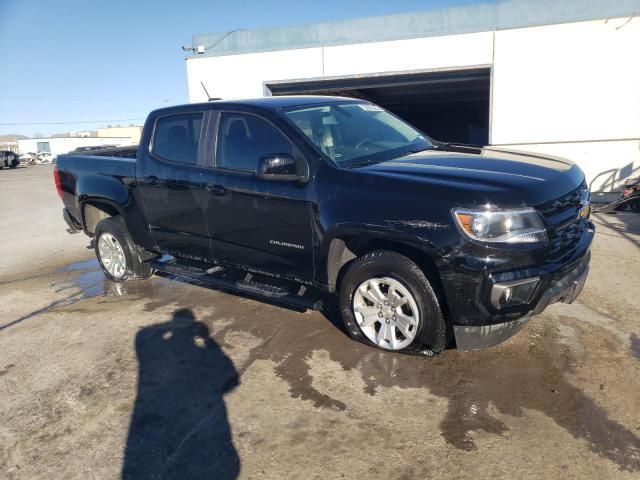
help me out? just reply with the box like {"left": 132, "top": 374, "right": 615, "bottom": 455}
{"left": 0, "top": 0, "right": 484, "bottom": 137}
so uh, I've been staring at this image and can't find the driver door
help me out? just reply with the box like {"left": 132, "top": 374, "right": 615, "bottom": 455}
{"left": 202, "top": 111, "right": 315, "bottom": 281}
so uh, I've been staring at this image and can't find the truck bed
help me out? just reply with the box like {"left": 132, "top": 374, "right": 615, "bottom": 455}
{"left": 70, "top": 145, "right": 138, "bottom": 159}
{"left": 57, "top": 150, "right": 137, "bottom": 178}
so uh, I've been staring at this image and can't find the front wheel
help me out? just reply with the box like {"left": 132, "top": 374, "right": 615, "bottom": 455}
{"left": 94, "top": 217, "right": 153, "bottom": 282}
{"left": 338, "top": 250, "right": 447, "bottom": 354}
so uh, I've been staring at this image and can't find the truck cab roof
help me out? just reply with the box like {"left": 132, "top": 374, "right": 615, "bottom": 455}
{"left": 151, "top": 95, "right": 360, "bottom": 116}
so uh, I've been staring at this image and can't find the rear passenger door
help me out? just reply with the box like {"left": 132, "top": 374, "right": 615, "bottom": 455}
{"left": 203, "top": 111, "right": 315, "bottom": 281}
{"left": 137, "top": 111, "right": 212, "bottom": 261}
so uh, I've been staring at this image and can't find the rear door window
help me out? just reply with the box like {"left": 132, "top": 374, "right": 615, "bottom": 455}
{"left": 152, "top": 113, "right": 203, "bottom": 164}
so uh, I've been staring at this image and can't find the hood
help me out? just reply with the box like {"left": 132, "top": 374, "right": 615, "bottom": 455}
{"left": 356, "top": 147, "right": 585, "bottom": 207}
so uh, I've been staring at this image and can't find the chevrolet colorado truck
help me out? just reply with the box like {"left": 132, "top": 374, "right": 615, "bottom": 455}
{"left": 54, "top": 96, "right": 593, "bottom": 353}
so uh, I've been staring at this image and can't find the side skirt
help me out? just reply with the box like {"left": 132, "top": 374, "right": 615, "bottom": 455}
{"left": 150, "top": 256, "right": 325, "bottom": 312}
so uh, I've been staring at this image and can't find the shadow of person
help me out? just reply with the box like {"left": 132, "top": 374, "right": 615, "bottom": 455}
{"left": 122, "top": 308, "right": 240, "bottom": 479}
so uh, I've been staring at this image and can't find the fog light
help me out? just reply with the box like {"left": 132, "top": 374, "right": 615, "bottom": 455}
{"left": 491, "top": 277, "right": 540, "bottom": 309}
{"left": 503, "top": 287, "right": 513, "bottom": 303}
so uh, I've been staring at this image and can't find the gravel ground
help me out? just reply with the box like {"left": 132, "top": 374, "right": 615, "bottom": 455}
{"left": 1, "top": 164, "right": 639, "bottom": 479}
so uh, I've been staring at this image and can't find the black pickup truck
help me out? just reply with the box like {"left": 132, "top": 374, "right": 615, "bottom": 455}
{"left": 55, "top": 96, "right": 593, "bottom": 354}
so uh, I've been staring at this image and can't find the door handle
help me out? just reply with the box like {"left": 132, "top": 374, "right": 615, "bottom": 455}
{"left": 146, "top": 175, "right": 159, "bottom": 186}
{"left": 206, "top": 184, "right": 228, "bottom": 195}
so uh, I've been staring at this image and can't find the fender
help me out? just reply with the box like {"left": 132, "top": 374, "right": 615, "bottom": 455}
{"left": 75, "top": 173, "right": 156, "bottom": 251}
{"left": 76, "top": 173, "right": 130, "bottom": 229}
{"left": 318, "top": 222, "right": 446, "bottom": 292}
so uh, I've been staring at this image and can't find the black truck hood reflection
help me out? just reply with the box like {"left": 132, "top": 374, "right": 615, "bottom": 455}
{"left": 355, "top": 147, "right": 585, "bottom": 207}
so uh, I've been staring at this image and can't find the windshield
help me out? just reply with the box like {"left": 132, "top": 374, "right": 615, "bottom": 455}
{"left": 283, "top": 102, "right": 433, "bottom": 167}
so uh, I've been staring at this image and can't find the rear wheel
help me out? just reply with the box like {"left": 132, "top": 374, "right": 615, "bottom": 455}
{"left": 338, "top": 250, "right": 447, "bottom": 354}
{"left": 94, "top": 217, "right": 153, "bottom": 282}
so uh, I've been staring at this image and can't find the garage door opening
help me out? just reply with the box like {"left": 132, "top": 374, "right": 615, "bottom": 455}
{"left": 266, "top": 67, "right": 490, "bottom": 146}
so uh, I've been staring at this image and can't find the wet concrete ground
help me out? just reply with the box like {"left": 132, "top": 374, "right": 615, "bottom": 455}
{"left": 1, "top": 166, "right": 640, "bottom": 479}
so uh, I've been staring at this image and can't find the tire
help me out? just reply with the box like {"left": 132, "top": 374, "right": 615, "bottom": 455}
{"left": 94, "top": 217, "right": 153, "bottom": 282}
{"left": 338, "top": 250, "right": 447, "bottom": 355}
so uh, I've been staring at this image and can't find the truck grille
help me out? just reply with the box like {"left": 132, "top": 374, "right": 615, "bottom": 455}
{"left": 537, "top": 182, "right": 590, "bottom": 264}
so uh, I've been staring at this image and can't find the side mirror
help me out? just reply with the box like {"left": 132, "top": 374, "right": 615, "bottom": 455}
{"left": 257, "top": 154, "right": 306, "bottom": 182}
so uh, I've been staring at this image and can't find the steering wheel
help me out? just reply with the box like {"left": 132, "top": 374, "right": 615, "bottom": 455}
{"left": 355, "top": 138, "right": 375, "bottom": 150}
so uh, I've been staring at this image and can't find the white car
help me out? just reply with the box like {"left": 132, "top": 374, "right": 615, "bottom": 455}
{"left": 19, "top": 152, "right": 37, "bottom": 162}
{"left": 35, "top": 152, "right": 57, "bottom": 164}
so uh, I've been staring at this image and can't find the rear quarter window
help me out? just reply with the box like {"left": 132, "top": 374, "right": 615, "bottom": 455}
{"left": 152, "top": 113, "right": 203, "bottom": 164}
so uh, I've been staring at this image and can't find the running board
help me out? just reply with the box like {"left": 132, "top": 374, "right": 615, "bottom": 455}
{"left": 150, "top": 257, "right": 324, "bottom": 311}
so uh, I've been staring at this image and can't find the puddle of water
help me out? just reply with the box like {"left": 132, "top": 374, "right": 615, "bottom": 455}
{"left": 62, "top": 259, "right": 100, "bottom": 272}
{"left": 15, "top": 257, "right": 640, "bottom": 471}
{"left": 54, "top": 261, "right": 106, "bottom": 299}
{"left": 137, "top": 287, "right": 640, "bottom": 471}
{"left": 55, "top": 259, "right": 171, "bottom": 300}
{"left": 1, "top": 259, "right": 154, "bottom": 331}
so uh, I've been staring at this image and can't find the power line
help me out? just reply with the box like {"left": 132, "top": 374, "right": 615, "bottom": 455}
{"left": 0, "top": 95, "right": 171, "bottom": 103}
{"left": 0, "top": 118, "right": 146, "bottom": 126}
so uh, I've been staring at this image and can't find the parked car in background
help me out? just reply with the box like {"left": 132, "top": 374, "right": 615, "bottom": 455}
{"left": 54, "top": 96, "right": 594, "bottom": 354}
{"left": 0, "top": 150, "right": 20, "bottom": 169}
{"left": 19, "top": 152, "right": 37, "bottom": 163}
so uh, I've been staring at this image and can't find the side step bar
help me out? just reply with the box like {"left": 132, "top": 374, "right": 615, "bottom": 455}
{"left": 150, "top": 257, "right": 324, "bottom": 312}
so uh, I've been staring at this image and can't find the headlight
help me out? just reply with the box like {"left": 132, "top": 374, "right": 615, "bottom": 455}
{"left": 453, "top": 208, "right": 547, "bottom": 243}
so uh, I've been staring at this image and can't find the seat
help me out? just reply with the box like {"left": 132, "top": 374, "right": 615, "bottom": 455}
{"left": 222, "top": 120, "right": 255, "bottom": 170}
{"left": 164, "top": 125, "right": 196, "bottom": 163}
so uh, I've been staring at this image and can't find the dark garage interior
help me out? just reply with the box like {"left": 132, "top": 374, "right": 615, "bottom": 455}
{"left": 267, "top": 67, "right": 491, "bottom": 146}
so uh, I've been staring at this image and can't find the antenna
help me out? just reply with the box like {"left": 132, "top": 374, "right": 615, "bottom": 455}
{"left": 200, "top": 81, "right": 212, "bottom": 101}
{"left": 200, "top": 81, "right": 221, "bottom": 102}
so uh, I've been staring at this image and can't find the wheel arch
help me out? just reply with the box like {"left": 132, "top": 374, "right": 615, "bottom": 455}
{"left": 80, "top": 199, "right": 123, "bottom": 236}
{"left": 325, "top": 234, "right": 448, "bottom": 315}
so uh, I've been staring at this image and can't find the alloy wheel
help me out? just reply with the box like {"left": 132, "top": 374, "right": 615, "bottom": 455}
{"left": 98, "top": 233, "right": 127, "bottom": 279}
{"left": 352, "top": 276, "right": 420, "bottom": 350}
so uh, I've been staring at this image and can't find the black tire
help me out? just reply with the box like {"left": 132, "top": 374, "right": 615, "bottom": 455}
{"left": 94, "top": 216, "right": 153, "bottom": 282}
{"left": 338, "top": 250, "right": 447, "bottom": 355}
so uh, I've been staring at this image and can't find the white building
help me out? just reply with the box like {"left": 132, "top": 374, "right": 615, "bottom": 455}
{"left": 18, "top": 136, "right": 134, "bottom": 156}
{"left": 97, "top": 125, "right": 143, "bottom": 144}
{"left": 0, "top": 140, "right": 19, "bottom": 154}
{"left": 185, "top": 0, "right": 640, "bottom": 192}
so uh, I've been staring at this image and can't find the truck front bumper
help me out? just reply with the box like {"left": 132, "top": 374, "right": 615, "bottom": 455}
{"left": 453, "top": 250, "right": 590, "bottom": 351}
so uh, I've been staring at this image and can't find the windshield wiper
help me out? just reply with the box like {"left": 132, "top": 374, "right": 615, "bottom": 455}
{"left": 388, "top": 146, "right": 429, "bottom": 160}
{"left": 346, "top": 146, "right": 432, "bottom": 169}
{"left": 346, "top": 159, "right": 383, "bottom": 169}
{"left": 434, "top": 141, "right": 482, "bottom": 150}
